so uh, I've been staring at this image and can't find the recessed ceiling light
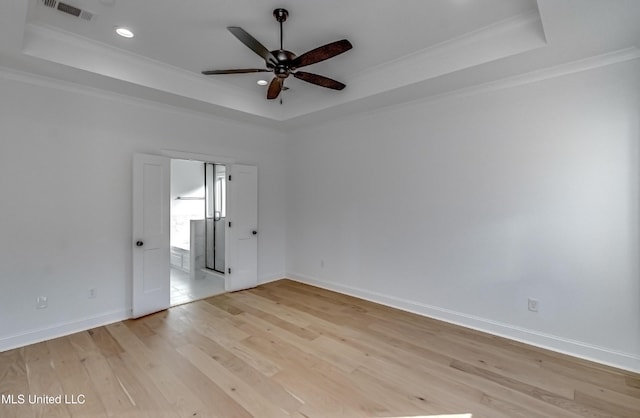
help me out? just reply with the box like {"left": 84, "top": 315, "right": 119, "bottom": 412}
{"left": 257, "top": 79, "right": 268, "bottom": 86}
{"left": 115, "top": 27, "right": 134, "bottom": 38}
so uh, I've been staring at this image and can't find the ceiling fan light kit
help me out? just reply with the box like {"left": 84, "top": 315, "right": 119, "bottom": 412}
{"left": 202, "top": 8, "right": 352, "bottom": 100}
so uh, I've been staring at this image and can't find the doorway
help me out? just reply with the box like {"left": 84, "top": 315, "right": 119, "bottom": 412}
{"left": 169, "top": 159, "right": 226, "bottom": 306}
{"left": 133, "top": 153, "right": 258, "bottom": 317}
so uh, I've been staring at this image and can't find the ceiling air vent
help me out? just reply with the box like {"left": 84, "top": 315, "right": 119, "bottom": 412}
{"left": 41, "top": 0, "right": 95, "bottom": 22}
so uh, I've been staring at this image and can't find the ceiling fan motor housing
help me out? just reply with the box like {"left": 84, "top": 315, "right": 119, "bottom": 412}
{"left": 271, "top": 50, "right": 297, "bottom": 77}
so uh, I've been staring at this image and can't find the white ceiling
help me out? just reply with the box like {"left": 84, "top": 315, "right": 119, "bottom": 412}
{"left": 1, "top": 0, "right": 639, "bottom": 129}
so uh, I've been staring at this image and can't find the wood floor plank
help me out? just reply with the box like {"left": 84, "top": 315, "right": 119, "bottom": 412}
{"left": 306, "top": 358, "right": 418, "bottom": 417}
{"left": 574, "top": 384, "right": 640, "bottom": 418}
{"left": 106, "top": 322, "right": 208, "bottom": 417}
{"left": 238, "top": 311, "right": 366, "bottom": 373}
{"left": 146, "top": 309, "right": 277, "bottom": 418}
{"left": 67, "top": 331, "right": 140, "bottom": 417}
{"left": 171, "top": 303, "right": 283, "bottom": 378}
{"left": 240, "top": 333, "right": 322, "bottom": 374}
{"left": 222, "top": 293, "right": 320, "bottom": 341}
{"left": 307, "top": 318, "right": 584, "bottom": 418}
{"left": 354, "top": 359, "right": 477, "bottom": 417}
{"left": 272, "top": 369, "right": 366, "bottom": 418}
{"left": 87, "top": 327, "right": 124, "bottom": 358}
{"left": 0, "top": 348, "right": 33, "bottom": 418}
{"left": 449, "top": 359, "right": 614, "bottom": 418}
{"left": 158, "top": 312, "right": 301, "bottom": 414}
{"left": 23, "top": 342, "right": 71, "bottom": 418}
{"left": 176, "top": 302, "right": 250, "bottom": 345}
{"left": 225, "top": 291, "right": 313, "bottom": 329}
{"left": 2, "top": 279, "right": 638, "bottom": 417}
{"left": 189, "top": 335, "right": 301, "bottom": 413}
{"left": 46, "top": 337, "right": 108, "bottom": 417}
{"left": 177, "top": 344, "right": 291, "bottom": 417}
{"left": 125, "top": 322, "right": 253, "bottom": 418}
{"left": 254, "top": 282, "right": 582, "bottom": 414}
{"left": 103, "top": 352, "right": 182, "bottom": 418}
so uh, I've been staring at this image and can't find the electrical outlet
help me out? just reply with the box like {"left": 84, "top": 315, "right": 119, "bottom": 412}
{"left": 528, "top": 298, "right": 539, "bottom": 312}
{"left": 36, "top": 296, "right": 48, "bottom": 309}
{"left": 89, "top": 288, "right": 97, "bottom": 299}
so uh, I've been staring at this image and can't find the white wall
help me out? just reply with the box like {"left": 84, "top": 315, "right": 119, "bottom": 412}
{"left": 0, "top": 73, "right": 287, "bottom": 350}
{"left": 171, "top": 159, "right": 205, "bottom": 200}
{"left": 170, "top": 159, "right": 205, "bottom": 250}
{"left": 285, "top": 59, "right": 640, "bottom": 371}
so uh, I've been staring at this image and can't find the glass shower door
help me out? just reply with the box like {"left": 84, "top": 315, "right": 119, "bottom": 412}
{"left": 205, "top": 163, "right": 226, "bottom": 273}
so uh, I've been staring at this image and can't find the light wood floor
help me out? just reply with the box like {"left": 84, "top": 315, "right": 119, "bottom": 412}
{"left": 1, "top": 280, "right": 639, "bottom": 417}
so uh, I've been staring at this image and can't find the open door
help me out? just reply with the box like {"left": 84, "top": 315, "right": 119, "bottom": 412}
{"left": 132, "top": 153, "right": 170, "bottom": 317}
{"left": 226, "top": 164, "right": 258, "bottom": 291}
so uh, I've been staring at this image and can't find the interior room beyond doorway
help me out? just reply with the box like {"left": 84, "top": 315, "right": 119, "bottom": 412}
{"left": 170, "top": 159, "right": 226, "bottom": 305}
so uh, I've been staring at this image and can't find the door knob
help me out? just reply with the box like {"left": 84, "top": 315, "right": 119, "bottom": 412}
{"left": 136, "top": 241, "right": 144, "bottom": 247}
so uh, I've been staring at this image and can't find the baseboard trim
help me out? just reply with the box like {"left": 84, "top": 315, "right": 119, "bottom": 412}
{"left": 287, "top": 272, "right": 640, "bottom": 373}
{"left": 0, "top": 274, "right": 285, "bottom": 353}
{"left": 0, "top": 309, "right": 129, "bottom": 353}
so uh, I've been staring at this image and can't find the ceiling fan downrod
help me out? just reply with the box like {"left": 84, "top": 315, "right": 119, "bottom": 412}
{"left": 273, "top": 8, "right": 288, "bottom": 51}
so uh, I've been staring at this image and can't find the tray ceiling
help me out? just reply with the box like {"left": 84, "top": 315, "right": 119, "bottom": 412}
{"left": 0, "top": 1, "right": 639, "bottom": 128}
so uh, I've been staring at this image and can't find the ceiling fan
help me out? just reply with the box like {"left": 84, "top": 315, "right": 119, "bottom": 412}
{"left": 202, "top": 8, "right": 352, "bottom": 100}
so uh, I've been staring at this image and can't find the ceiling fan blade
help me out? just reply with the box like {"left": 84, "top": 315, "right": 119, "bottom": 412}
{"left": 202, "top": 69, "right": 270, "bottom": 75}
{"left": 267, "top": 77, "right": 283, "bottom": 99}
{"left": 227, "top": 26, "right": 278, "bottom": 65}
{"left": 292, "top": 39, "right": 353, "bottom": 68}
{"left": 293, "top": 71, "right": 346, "bottom": 90}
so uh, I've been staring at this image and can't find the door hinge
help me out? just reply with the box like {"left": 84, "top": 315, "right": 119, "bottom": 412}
{"left": 228, "top": 175, "right": 232, "bottom": 181}
{"left": 228, "top": 221, "right": 232, "bottom": 227}
{"left": 228, "top": 268, "right": 231, "bottom": 274}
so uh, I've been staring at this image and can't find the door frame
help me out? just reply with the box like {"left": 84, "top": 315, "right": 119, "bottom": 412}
{"left": 136, "top": 150, "right": 258, "bottom": 310}
{"left": 205, "top": 162, "right": 227, "bottom": 274}
{"left": 162, "top": 150, "right": 237, "bottom": 288}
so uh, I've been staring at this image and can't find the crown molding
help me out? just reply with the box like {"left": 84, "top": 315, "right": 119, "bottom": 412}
{"left": 19, "top": 9, "right": 547, "bottom": 122}
{"left": 22, "top": 23, "right": 283, "bottom": 121}
{"left": 283, "top": 10, "right": 548, "bottom": 120}
{"left": 283, "top": 46, "right": 640, "bottom": 131}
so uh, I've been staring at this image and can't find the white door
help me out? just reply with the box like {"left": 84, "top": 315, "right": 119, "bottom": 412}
{"left": 132, "top": 153, "right": 170, "bottom": 317}
{"left": 225, "top": 164, "right": 258, "bottom": 291}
